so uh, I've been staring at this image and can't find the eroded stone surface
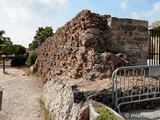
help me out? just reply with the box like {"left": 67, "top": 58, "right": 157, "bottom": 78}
{"left": 34, "top": 10, "right": 148, "bottom": 80}
{"left": 43, "top": 77, "right": 113, "bottom": 120}
{"left": 37, "top": 10, "right": 149, "bottom": 120}
{"left": 43, "top": 77, "right": 82, "bottom": 120}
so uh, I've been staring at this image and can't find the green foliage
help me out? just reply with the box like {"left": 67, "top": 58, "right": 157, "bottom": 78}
{"left": 152, "top": 26, "right": 160, "bottom": 30}
{"left": 2, "top": 44, "right": 26, "bottom": 55}
{"left": 150, "top": 26, "right": 160, "bottom": 37}
{"left": 14, "top": 45, "right": 26, "bottom": 55}
{"left": 0, "top": 30, "right": 11, "bottom": 53}
{"left": 0, "top": 30, "right": 5, "bottom": 36}
{"left": 0, "top": 30, "right": 5, "bottom": 44}
{"left": 1, "top": 29, "right": 27, "bottom": 67}
{"left": 34, "top": 27, "right": 53, "bottom": 43}
{"left": 11, "top": 55, "right": 27, "bottom": 66}
{"left": 29, "top": 26, "right": 53, "bottom": 50}
{"left": 29, "top": 40, "right": 39, "bottom": 50}
{"left": 96, "top": 107, "right": 118, "bottom": 120}
{"left": 25, "top": 51, "right": 37, "bottom": 66}
{"left": 0, "top": 30, "right": 12, "bottom": 45}
{"left": 0, "top": 30, "right": 26, "bottom": 55}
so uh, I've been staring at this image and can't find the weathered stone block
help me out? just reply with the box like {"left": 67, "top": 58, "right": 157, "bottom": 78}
{"left": 35, "top": 9, "right": 149, "bottom": 80}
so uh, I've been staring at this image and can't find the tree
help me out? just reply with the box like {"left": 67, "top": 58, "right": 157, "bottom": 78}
{"left": 0, "top": 30, "right": 11, "bottom": 54}
{"left": 29, "top": 26, "right": 53, "bottom": 50}
{"left": 0, "top": 30, "right": 5, "bottom": 45}
{"left": 0, "top": 30, "right": 26, "bottom": 55}
{"left": 16, "top": 45, "right": 26, "bottom": 55}
{"left": 150, "top": 26, "right": 160, "bottom": 37}
{"left": 25, "top": 51, "right": 37, "bottom": 66}
{"left": 0, "top": 30, "right": 5, "bottom": 35}
{"left": 3, "top": 44, "right": 26, "bottom": 55}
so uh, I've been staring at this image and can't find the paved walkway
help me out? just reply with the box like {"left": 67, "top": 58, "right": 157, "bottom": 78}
{"left": 0, "top": 67, "right": 44, "bottom": 120}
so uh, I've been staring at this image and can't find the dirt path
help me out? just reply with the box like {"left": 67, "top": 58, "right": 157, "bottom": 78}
{"left": 0, "top": 67, "right": 44, "bottom": 120}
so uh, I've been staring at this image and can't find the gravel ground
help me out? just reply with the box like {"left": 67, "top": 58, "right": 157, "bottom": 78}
{"left": 0, "top": 67, "right": 44, "bottom": 120}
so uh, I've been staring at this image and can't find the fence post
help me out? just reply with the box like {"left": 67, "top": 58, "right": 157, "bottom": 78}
{"left": 2, "top": 57, "right": 5, "bottom": 74}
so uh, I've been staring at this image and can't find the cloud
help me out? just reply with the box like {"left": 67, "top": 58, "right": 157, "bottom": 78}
{"left": 144, "top": 1, "right": 160, "bottom": 16}
{"left": 38, "top": 0, "right": 68, "bottom": 9}
{"left": 143, "top": 1, "right": 160, "bottom": 24}
{"left": 152, "top": 1, "right": 160, "bottom": 13}
{"left": 120, "top": 0, "right": 128, "bottom": 10}
{"left": 132, "top": 12, "right": 140, "bottom": 19}
{"left": 0, "top": 0, "right": 68, "bottom": 47}
{"left": 0, "top": 0, "right": 68, "bottom": 22}
{"left": 0, "top": 0, "right": 31, "bottom": 23}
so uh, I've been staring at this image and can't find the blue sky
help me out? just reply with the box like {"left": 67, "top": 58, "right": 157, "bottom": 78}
{"left": 0, "top": 0, "right": 160, "bottom": 47}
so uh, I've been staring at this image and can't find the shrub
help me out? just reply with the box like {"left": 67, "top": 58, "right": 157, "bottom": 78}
{"left": 11, "top": 55, "right": 27, "bottom": 66}
{"left": 25, "top": 51, "right": 37, "bottom": 67}
{"left": 96, "top": 107, "right": 118, "bottom": 120}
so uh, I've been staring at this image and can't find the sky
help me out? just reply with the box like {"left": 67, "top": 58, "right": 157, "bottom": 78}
{"left": 0, "top": 0, "right": 160, "bottom": 48}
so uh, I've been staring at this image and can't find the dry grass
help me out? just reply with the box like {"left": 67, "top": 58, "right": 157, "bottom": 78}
{"left": 39, "top": 98, "right": 52, "bottom": 120}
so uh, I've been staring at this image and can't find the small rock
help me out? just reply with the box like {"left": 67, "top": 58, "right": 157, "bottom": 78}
{"left": 99, "top": 73, "right": 107, "bottom": 80}
{"left": 74, "top": 90, "right": 86, "bottom": 103}
{"left": 84, "top": 72, "right": 96, "bottom": 81}
{"left": 56, "top": 70, "right": 63, "bottom": 75}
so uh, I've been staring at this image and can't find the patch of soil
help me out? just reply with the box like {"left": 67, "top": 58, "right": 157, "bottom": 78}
{"left": 0, "top": 67, "right": 44, "bottom": 120}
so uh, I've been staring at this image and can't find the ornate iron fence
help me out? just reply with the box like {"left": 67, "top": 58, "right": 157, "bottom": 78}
{"left": 148, "top": 30, "right": 160, "bottom": 65}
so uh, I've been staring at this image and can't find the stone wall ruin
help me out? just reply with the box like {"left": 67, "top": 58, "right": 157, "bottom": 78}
{"left": 34, "top": 10, "right": 149, "bottom": 120}
{"left": 108, "top": 17, "right": 148, "bottom": 65}
{"left": 35, "top": 10, "right": 148, "bottom": 80}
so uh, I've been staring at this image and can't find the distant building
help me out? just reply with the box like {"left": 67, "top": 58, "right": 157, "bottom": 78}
{"left": 149, "top": 20, "right": 160, "bottom": 30}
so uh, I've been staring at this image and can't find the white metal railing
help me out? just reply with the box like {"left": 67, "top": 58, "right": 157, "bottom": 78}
{"left": 112, "top": 65, "right": 160, "bottom": 114}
